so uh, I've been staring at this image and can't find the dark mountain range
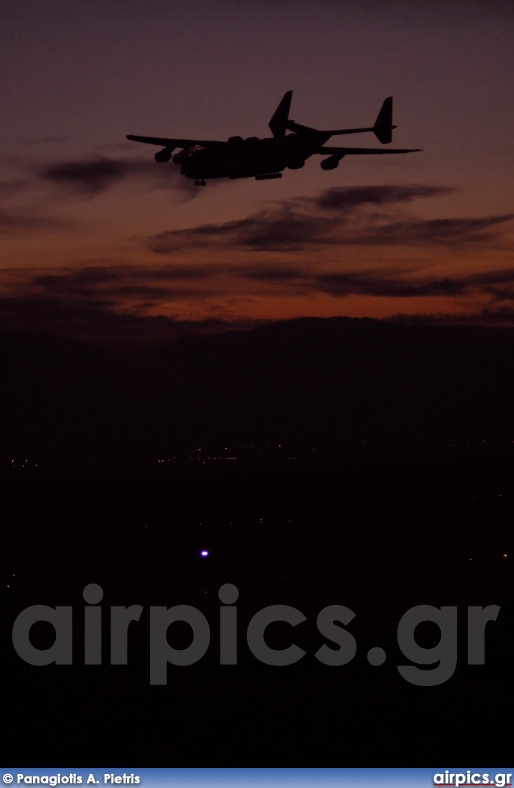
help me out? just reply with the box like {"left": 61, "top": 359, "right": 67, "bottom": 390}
{"left": 2, "top": 317, "right": 514, "bottom": 460}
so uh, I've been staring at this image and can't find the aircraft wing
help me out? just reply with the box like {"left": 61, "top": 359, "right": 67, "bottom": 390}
{"left": 126, "top": 134, "right": 220, "bottom": 148}
{"left": 319, "top": 146, "right": 422, "bottom": 156}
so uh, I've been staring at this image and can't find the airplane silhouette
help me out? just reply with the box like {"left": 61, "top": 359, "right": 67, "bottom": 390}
{"left": 127, "top": 92, "right": 421, "bottom": 185}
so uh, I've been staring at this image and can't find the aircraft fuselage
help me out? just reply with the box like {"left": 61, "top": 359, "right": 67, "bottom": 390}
{"left": 177, "top": 132, "right": 330, "bottom": 181}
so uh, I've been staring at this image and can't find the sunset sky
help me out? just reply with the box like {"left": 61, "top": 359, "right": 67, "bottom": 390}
{"left": 1, "top": 0, "right": 514, "bottom": 344}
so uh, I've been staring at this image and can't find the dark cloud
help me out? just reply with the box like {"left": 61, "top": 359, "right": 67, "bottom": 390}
{"left": 231, "top": 261, "right": 514, "bottom": 304}
{"left": 464, "top": 268, "right": 514, "bottom": 301}
{"left": 32, "top": 268, "right": 122, "bottom": 289}
{"left": 30, "top": 263, "right": 218, "bottom": 294}
{"left": 468, "top": 269, "right": 514, "bottom": 286}
{"left": 314, "top": 184, "right": 453, "bottom": 211}
{"left": 240, "top": 265, "right": 306, "bottom": 281}
{"left": 26, "top": 264, "right": 219, "bottom": 304}
{"left": 148, "top": 184, "right": 513, "bottom": 253}
{"left": 315, "top": 272, "right": 466, "bottom": 298}
{"left": 347, "top": 215, "right": 514, "bottom": 247}
{"left": 5, "top": 259, "right": 514, "bottom": 314}
{"left": 40, "top": 157, "right": 132, "bottom": 196}
{"left": 314, "top": 265, "right": 514, "bottom": 302}
{"left": 149, "top": 208, "right": 332, "bottom": 253}
{"left": 225, "top": 261, "right": 514, "bottom": 304}
{"left": 38, "top": 155, "right": 205, "bottom": 199}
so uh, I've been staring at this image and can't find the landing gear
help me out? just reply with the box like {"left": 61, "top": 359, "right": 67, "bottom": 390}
{"left": 194, "top": 179, "right": 206, "bottom": 186}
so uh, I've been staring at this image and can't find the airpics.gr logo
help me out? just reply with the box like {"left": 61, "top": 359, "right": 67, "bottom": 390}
{"left": 433, "top": 773, "right": 512, "bottom": 787}
{"left": 10, "top": 583, "right": 501, "bottom": 686}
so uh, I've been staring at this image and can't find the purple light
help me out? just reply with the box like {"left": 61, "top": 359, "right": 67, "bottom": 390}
{"left": 200, "top": 550, "right": 209, "bottom": 557}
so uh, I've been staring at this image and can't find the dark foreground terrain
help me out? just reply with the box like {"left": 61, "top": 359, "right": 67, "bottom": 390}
{"left": 1, "top": 318, "right": 514, "bottom": 762}
{"left": 2, "top": 451, "right": 513, "bottom": 763}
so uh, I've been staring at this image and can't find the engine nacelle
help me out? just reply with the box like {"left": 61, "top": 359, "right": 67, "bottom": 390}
{"left": 287, "top": 158, "right": 305, "bottom": 170}
{"left": 227, "top": 135, "right": 245, "bottom": 146}
{"left": 155, "top": 147, "right": 174, "bottom": 163}
{"left": 320, "top": 156, "right": 340, "bottom": 171}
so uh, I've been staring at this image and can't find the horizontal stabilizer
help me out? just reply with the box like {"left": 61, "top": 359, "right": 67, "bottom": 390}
{"left": 286, "top": 120, "right": 319, "bottom": 135}
{"left": 286, "top": 96, "right": 399, "bottom": 143}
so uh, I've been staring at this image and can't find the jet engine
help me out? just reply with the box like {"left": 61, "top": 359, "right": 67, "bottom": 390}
{"left": 155, "top": 147, "right": 174, "bottom": 163}
{"left": 320, "top": 155, "right": 341, "bottom": 170}
{"left": 287, "top": 158, "right": 305, "bottom": 170}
